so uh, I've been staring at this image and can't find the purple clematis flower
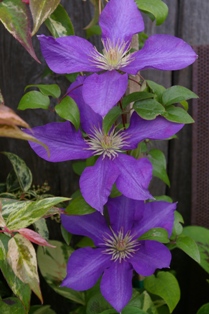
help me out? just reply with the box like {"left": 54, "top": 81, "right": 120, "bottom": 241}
{"left": 61, "top": 195, "right": 176, "bottom": 312}
{"left": 38, "top": 0, "right": 197, "bottom": 116}
{"left": 26, "top": 77, "right": 184, "bottom": 213}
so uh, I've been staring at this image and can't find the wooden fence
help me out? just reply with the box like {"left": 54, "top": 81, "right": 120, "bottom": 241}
{"left": 1, "top": 0, "right": 209, "bottom": 312}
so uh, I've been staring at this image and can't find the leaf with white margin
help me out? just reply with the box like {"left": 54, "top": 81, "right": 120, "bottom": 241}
{"left": 7, "top": 234, "right": 42, "bottom": 302}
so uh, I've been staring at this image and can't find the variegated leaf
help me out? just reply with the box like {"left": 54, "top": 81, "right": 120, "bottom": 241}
{"left": 30, "top": 0, "right": 61, "bottom": 35}
{"left": 37, "top": 240, "right": 85, "bottom": 305}
{"left": 6, "top": 197, "right": 69, "bottom": 230}
{"left": 7, "top": 234, "right": 43, "bottom": 302}
{"left": 3, "top": 152, "right": 32, "bottom": 192}
{"left": 0, "top": 0, "right": 39, "bottom": 62}
{"left": 0, "top": 234, "right": 31, "bottom": 311}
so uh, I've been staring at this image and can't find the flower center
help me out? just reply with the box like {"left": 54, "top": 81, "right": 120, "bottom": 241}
{"left": 85, "top": 127, "right": 129, "bottom": 159}
{"left": 102, "top": 227, "right": 139, "bottom": 263}
{"left": 90, "top": 38, "right": 134, "bottom": 71}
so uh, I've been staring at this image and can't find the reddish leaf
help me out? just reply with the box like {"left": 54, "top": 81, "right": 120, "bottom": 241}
{"left": 0, "top": 104, "right": 29, "bottom": 128}
{"left": 18, "top": 228, "right": 56, "bottom": 248}
{"left": 0, "top": 0, "right": 40, "bottom": 62}
{"left": 30, "top": 0, "right": 61, "bottom": 35}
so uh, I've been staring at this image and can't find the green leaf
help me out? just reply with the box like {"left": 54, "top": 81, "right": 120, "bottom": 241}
{"left": 136, "top": 0, "right": 168, "bottom": 25}
{"left": 134, "top": 99, "right": 165, "bottom": 120}
{"left": 65, "top": 195, "right": 95, "bottom": 215}
{"left": 122, "top": 92, "right": 154, "bottom": 109}
{"left": 18, "top": 91, "right": 50, "bottom": 110}
{"left": 6, "top": 197, "right": 69, "bottom": 230}
{"left": 0, "top": 234, "right": 31, "bottom": 312}
{"left": 25, "top": 84, "right": 61, "bottom": 98}
{"left": 30, "top": 0, "right": 60, "bottom": 35}
{"left": 37, "top": 240, "right": 85, "bottom": 305}
{"left": 144, "top": 271, "right": 180, "bottom": 313}
{"left": 0, "top": 0, "right": 39, "bottom": 62}
{"left": 123, "top": 308, "right": 146, "bottom": 314}
{"left": 162, "top": 86, "right": 198, "bottom": 106}
{"left": 139, "top": 291, "right": 158, "bottom": 314}
{"left": 196, "top": 303, "right": 209, "bottom": 314}
{"left": 100, "top": 310, "right": 117, "bottom": 314}
{"left": 180, "top": 100, "right": 188, "bottom": 111}
{"left": 171, "top": 211, "right": 184, "bottom": 238}
{"left": 139, "top": 228, "right": 169, "bottom": 243}
{"left": 3, "top": 152, "right": 32, "bottom": 192}
{"left": 148, "top": 149, "right": 170, "bottom": 186}
{"left": 175, "top": 234, "right": 200, "bottom": 263}
{"left": 45, "top": 4, "right": 74, "bottom": 37}
{"left": 7, "top": 234, "right": 42, "bottom": 302}
{"left": 61, "top": 224, "right": 72, "bottom": 245}
{"left": 0, "top": 297, "right": 26, "bottom": 313}
{"left": 163, "top": 105, "right": 194, "bottom": 124}
{"left": 77, "top": 237, "right": 94, "bottom": 248}
{"left": 84, "top": 0, "right": 99, "bottom": 30}
{"left": 103, "top": 106, "right": 122, "bottom": 133}
{"left": 86, "top": 25, "right": 101, "bottom": 39}
{"left": 55, "top": 96, "right": 80, "bottom": 130}
{"left": 146, "top": 80, "right": 166, "bottom": 102}
{"left": 153, "top": 195, "right": 173, "bottom": 203}
{"left": 86, "top": 292, "right": 113, "bottom": 314}
{"left": 29, "top": 305, "right": 56, "bottom": 314}
{"left": 183, "top": 226, "right": 209, "bottom": 274}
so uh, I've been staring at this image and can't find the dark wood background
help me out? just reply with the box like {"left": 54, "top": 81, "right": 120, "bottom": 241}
{"left": 1, "top": 0, "right": 209, "bottom": 313}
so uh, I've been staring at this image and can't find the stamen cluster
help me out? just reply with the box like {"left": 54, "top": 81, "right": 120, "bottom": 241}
{"left": 102, "top": 227, "right": 140, "bottom": 263}
{"left": 85, "top": 127, "right": 129, "bottom": 159}
{"left": 90, "top": 38, "right": 134, "bottom": 71}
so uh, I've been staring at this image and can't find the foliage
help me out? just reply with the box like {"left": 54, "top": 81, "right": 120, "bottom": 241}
{"left": 0, "top": 0, "right": 206, "bottom": 313}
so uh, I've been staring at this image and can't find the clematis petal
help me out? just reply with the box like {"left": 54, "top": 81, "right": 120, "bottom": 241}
{"left": 100, "top": 261, "right": 133, "bottom": 312}
{"left": 38, "top": 35, "right": 100, "bottom": 74}
{"left": 62, "top": 248, "right": 111, "bottom": 291}
{"left": 99, "top": 0, "right": 144, "bottom": 44}
{"left": 107, "top": 195, "right": 140, "bottom": 234}
{"left": 61, "top": 212, "right": 111, "bottom": 246}
{"left": 25, "top": 122, "right": 92, "bottom": 162}
{"left": 133, "top": 201, "right": 176, "bottom": 238}
{"left": 80, "top": 157, "right": 120, "bottom": 213}
{"left": 123, "top": 113, "right": 184, "bottom": 149}
{"left": 129, "top": 240, "right": 171, "bottom": 276}
{"left": 123, "top": 34, "right": 197, "bottom": 74}
{"left": 82, "top": 71, "right": 128, "bottom": 117}
{"left": 67, "top": 76, "right": 102, "bottom": 134}
{"left": 114, "top": 154, "right": 153, "bottom": 200}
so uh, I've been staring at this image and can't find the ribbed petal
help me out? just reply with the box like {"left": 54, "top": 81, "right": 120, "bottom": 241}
{"left": 123, "top": 113, "right": 184, "bottom": 149}
{"left": 82, "top": 71, "right": 128, "bottom": 117}
{"left": 123, "top": 34, "right": 198, "bottom": 74}
{"left": 114, "top": 154, "right": 153, "bottom": 200}
{"left": 107, "top": 196, "right": 140, "bottom": 234}
{"left": 129, "top": 240, "right": 171, "bottom": 276}
{"left": 26, "top": 122, "right": 91, "bottom": 162}
{"left": 80, "top": 157, "right": 120, "bottom": 213}
{"left": 61, "top": 212, "right": 111, "bottom": 246}
{"left": 133, "top": 201, "right": 177, "bottom": 238}
{"left": 100, "top": 0, "right": 144, "bottom": 44}
{"left": 62, "top": 248, "right": 111, "bottom": 290}
{"left": 100, "top": 261, "right": 133, "bottom": 312}
{"left": 67, "top": 76, "right": 102, "bottom": 134}
{"left": 38, "top": 35, "right": 100, "bottom": 74}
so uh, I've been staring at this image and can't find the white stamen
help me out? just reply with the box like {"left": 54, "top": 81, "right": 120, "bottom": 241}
{"left": 85, "top": 127, "right": 129, "bottom": 159}
{"left": 101, "top": 227, "right": 140, "bottom": 263}
{"left": 90, "top": 38, "right": 135, "bottom": 71}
